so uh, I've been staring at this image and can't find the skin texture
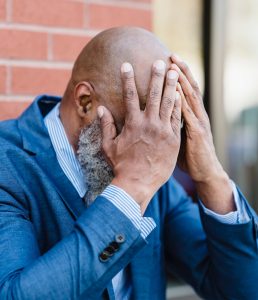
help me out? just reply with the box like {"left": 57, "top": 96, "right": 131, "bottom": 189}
{"left": 60, "top": 27, "right": 235, "bottom": 215}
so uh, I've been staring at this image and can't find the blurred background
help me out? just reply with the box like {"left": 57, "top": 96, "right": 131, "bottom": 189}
{"left": 1, "top": 0, "right": 258, "bottom": 299}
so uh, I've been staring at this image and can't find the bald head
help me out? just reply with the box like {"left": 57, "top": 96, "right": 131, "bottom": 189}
{"left": 60, "top": 28, "right": 173, "bottom": 192}
{"left": 70, "top": 27, "right": 170, "bottom": 106}
{"left": 61, "top": 27, "right": 172, "bottom": 134}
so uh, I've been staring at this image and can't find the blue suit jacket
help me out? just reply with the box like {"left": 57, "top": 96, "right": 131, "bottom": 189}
{"left": 0, "top": 95, "right": 258, "bottom": 300}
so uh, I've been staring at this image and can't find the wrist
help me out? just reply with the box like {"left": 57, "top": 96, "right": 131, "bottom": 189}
{"left": 195, "top": 170, "right": 236, "bottom": 214}
{"left": 195, "top": 167, "right": 229, "bottom": 187}
{"left": 111, "top": 176, "right": 154, "bottom": 211}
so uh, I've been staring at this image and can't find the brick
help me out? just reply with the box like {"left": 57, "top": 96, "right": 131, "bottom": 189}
{"left": 0, "top": 101, "right": 31, "bottom": 121}
{"left": 12, "top": 0, "right": 84, "bottom": 28}
{"left": 52, "top": 34, "right": 92, "bottom": 62}
{"left": 0, "top": 66, "right": 6, "bottom": 94}
{"left": 88, "top": 4, "right": 152, "bottom": 30}
{"left": 0, "top": 0, "right": 6, "bottom": 21}
{"left": 0, "top": 30, "right": 48, "bottom": 60}
{"left": 12, "top": 67, "right": 71, "bottom": 95}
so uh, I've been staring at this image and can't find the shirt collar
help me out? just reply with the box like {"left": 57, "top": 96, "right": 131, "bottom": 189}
{"left": 44, "top": 103, "right": 87, "bottom": 197}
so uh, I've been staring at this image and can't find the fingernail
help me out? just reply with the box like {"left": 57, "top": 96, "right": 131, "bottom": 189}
{"left": 121, "top": 62, "right": 132, "bottom": 73}
{"left": 97, "top": 106, "right": 104, "bottom": 118}
{"left": 167, "top": 70, "right": 178, "bottom": 79}
{"left": 154, "top": 60, "right": 166, "bottom": 71}
{"left": 172, "top": 54, "right": 182, "bottom": 62}
{"left": 175, "top": 92, "right": 180, "bottom": 101}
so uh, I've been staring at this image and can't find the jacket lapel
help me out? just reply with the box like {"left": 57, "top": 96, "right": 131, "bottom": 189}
{"left": 36, "top": 150, "right": 85, "bottom": 218}
{"left": 17, "top": 95, "right": 85, "bottom": 219}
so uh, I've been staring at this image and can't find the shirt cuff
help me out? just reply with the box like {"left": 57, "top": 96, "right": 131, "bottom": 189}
{"left": 101, "top": 185, "right": 156, "bottom": 239}
{"left": 200, "top": 181, "right": 250, "bottom": 224}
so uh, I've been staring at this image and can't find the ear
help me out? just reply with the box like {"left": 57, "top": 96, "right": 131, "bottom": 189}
{"left": 74, "top": 81, "right": 95, "bottom": 118}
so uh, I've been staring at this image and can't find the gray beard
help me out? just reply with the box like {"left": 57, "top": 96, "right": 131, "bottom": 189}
{"left": 77, "top": 119, "right": 114, "bottom": 206}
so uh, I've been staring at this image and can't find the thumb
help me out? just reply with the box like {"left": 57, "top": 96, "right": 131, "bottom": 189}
{"left": 97, "top": 106, "right": 116, "bottom": 149}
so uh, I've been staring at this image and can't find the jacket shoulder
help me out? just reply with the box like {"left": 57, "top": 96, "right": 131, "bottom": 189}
{"left": 0, "top": 119, "right": 23, "bottom": 154}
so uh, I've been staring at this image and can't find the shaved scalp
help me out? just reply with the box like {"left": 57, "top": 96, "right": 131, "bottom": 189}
{"left": 67, "top": 27, "right": 172, "bottom": 198}
{"left": 65, "top": 27, "right": 171, "bottom": 108}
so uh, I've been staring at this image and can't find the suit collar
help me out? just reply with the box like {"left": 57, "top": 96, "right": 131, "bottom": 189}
{"left": 17, "top": 95, "right": 85, "bottom": 218}
{"left": 18, "top": 95, "right": 60, "bottom": 154}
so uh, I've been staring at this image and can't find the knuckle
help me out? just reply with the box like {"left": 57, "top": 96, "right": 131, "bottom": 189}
{"left": 186, "top": 106, "right": 192, "bottom": 114}
{"left": 181, "top": 61, "right": 189, "bottom": 72}
{"left": 101, "top": 118, "right": 111, "bottom": 127}
{"left": 191, "top": 90, "right": 199, "bottom": 101}
{"left": 198, "top": 122, "right": 207, "bottom": 135}
{"left": 101, "top": 119, "right": 111, "bottom": 129}
{"left": 161, "top": 127, "right": 170, "bottom": 138}
{"left": 162, "top": 96, "right": 173, "bottom": 109}
{"left": 149, "top": 85, "right": 161, "bottom": 101}
{"left": 152, "top": 69, "right": 165, "bottom": 79}
{"left": 201, "top": 119, "right": 210, "bottom": 130}
{"left": 148, "top": 119, "right": 160, "bottom": 132}
{"left": 192, "top": 80, "right": 200, "bottom": 91}
{"left": 159, "top": 110, "right": 168, "bottom": 120}
{"left": 173, "top": 111, "right": 181, "bottom": 123}
{"left": 126, "top": 117, "right": 138, "bottom": 129}
{"left": 124, "top": 85, "right": 136, "bottom": 101}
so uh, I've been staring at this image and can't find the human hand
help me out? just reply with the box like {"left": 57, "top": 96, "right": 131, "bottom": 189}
{"left": 170, "top": 54, "right": 235, "bottom": 214}
{"left": 98, "top": 60, "right": 181, "bottom": 213}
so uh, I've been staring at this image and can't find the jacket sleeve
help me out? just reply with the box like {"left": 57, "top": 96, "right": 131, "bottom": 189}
{"left": 0, "top": 188, "right": 146, "bottom": 300}
{"left": 164, "top": 178, "right": 258, "bottom": 300}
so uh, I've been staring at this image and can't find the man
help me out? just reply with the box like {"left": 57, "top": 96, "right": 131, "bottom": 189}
{"left": 0, "top": 27, "right": 257, "bottom": 300}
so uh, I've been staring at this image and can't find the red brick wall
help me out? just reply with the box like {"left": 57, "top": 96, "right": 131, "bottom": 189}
{"left": 0, "top": 0, "right": 152, "bottom": 120}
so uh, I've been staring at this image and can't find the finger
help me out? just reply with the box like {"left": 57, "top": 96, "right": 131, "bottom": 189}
{"left": 145, "top": 60, "right": 166, "bottom": 117}
{"left": 170, "top": 54, "right": 201, "bottom": 94}
{"left": 171, "top": 63, "right": 194, "bottom": 98}
{"left": 160, "top": 70, "right": 179, "bottom": 122}
{"left": 98, "top": 106, "right": 117, "bottom": 150}
{"left": 121, "top": 62, "right": 140, "bottom": 122}
{"left": 177, "top": 84, "right": 198, "bottom": 127}
{"left": 170, "top": 92, "right": 182, "bottom": 136}
{"left": 171, "top": 64, "right": 203, "bottom": 119}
